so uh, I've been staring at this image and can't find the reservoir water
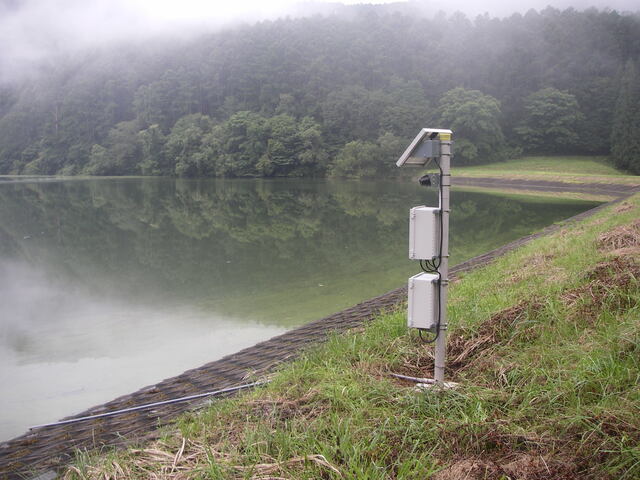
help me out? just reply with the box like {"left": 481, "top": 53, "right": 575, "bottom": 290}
{"left": 0, "top": 177, "right": 599, "bottom": 440}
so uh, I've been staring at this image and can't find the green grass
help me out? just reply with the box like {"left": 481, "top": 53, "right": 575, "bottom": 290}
{"left": 64, "top": 195, "right": 640, "bottom": 480}
{"left": 451, "top": 155, "right": 640, "bottom": 185}
{"left": 456, "top": 156, "right": 623, "bottom": 176}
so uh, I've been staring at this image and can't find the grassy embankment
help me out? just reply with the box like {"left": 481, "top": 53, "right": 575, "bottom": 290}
{"left": 64, "top": 191, "right": 640, "bottom": 477}
{"left": 454, "top": 156, "right": 640, "bottom": 185}
{"left": 450, "top": 156, "right": 640, "bottom": 202}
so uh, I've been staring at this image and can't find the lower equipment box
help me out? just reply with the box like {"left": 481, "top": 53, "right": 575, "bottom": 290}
{"left": 407, "top": 272, "right": 439, "bottom": 330}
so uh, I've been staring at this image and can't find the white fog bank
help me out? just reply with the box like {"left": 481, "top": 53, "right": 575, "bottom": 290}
{"left": 1, "top": 0, "right": 638, "bottom": 83}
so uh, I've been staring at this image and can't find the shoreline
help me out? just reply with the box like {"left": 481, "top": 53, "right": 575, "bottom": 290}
{"left": 2, "top": 180, "right": 637, "bottom": 479}
{"left": 59, "top": 190, "right": 640, "bottom": 480}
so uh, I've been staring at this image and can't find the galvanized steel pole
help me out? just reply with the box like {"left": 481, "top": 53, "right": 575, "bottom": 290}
{"left": 434, "top": 137, "right": 451, "bottom": 383}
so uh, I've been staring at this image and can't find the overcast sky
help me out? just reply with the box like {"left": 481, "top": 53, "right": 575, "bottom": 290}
{"left": 1, "top": 0, "right": 638, "bottom": 83}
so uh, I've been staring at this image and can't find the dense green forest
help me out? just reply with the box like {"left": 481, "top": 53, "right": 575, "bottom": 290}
{"left": 0, "top": 4, "right": 639, "bottom": 177}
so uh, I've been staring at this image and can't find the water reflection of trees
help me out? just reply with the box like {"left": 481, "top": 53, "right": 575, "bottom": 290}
{"left": 0, "top": 179, "right": 596, "bottom": 304}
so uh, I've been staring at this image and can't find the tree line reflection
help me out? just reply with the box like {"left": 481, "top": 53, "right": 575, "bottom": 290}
{"left": 0, "top": 178, "right": 597, "bottom": 312}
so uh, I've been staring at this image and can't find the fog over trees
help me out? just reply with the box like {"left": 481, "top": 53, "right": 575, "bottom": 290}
{"left": 0, "top": 3, "right": 639, "bottom": 176}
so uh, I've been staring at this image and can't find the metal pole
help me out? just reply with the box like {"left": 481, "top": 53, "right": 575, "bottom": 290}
{"left": 434, "top": 138, "right": 451, "bottom": 383}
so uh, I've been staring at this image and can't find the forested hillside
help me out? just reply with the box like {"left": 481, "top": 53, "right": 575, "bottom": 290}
{"left": 0, "top": 4, "right": 639, "bottom": 177}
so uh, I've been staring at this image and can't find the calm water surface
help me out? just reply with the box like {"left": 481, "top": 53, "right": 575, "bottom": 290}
{"left": 0, "top": 178, "right": 599, "bottom": 440}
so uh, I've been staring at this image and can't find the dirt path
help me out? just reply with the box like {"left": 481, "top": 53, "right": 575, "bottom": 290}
{"left": 453, "top": 176, "right": 637, "bottom": 196}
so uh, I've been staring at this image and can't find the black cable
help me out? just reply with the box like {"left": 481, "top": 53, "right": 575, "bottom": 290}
{"left": 433, "top": 157, "right": 444, "bottom": 271}
{"left": 418, "top": 327, "right": 438, "bottom": 343}
{"left": 416, "top": 156, "right": 445, "bottom": 344}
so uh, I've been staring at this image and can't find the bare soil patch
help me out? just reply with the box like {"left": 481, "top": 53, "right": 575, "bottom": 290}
{"left": 614, "top": 201, "right": 635, "bottom": 213}
{"left": 597, "top": 218, "right": 640, "bottom": 252}
{"left": 433, "top": 453, "right": 578, "bottom": 480}
{"left": 245, "top": 388, "right": 327, "bottom": 427}
{"left": 394, "top": 298, "right": 545, "bottom": 383}
{"left": 561, "top": 256, "right": 639, "bottom": 321}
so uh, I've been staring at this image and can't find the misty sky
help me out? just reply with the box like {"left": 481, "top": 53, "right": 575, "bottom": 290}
{"left": 1, "top": 0, "right": 638, "bottom": 83}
